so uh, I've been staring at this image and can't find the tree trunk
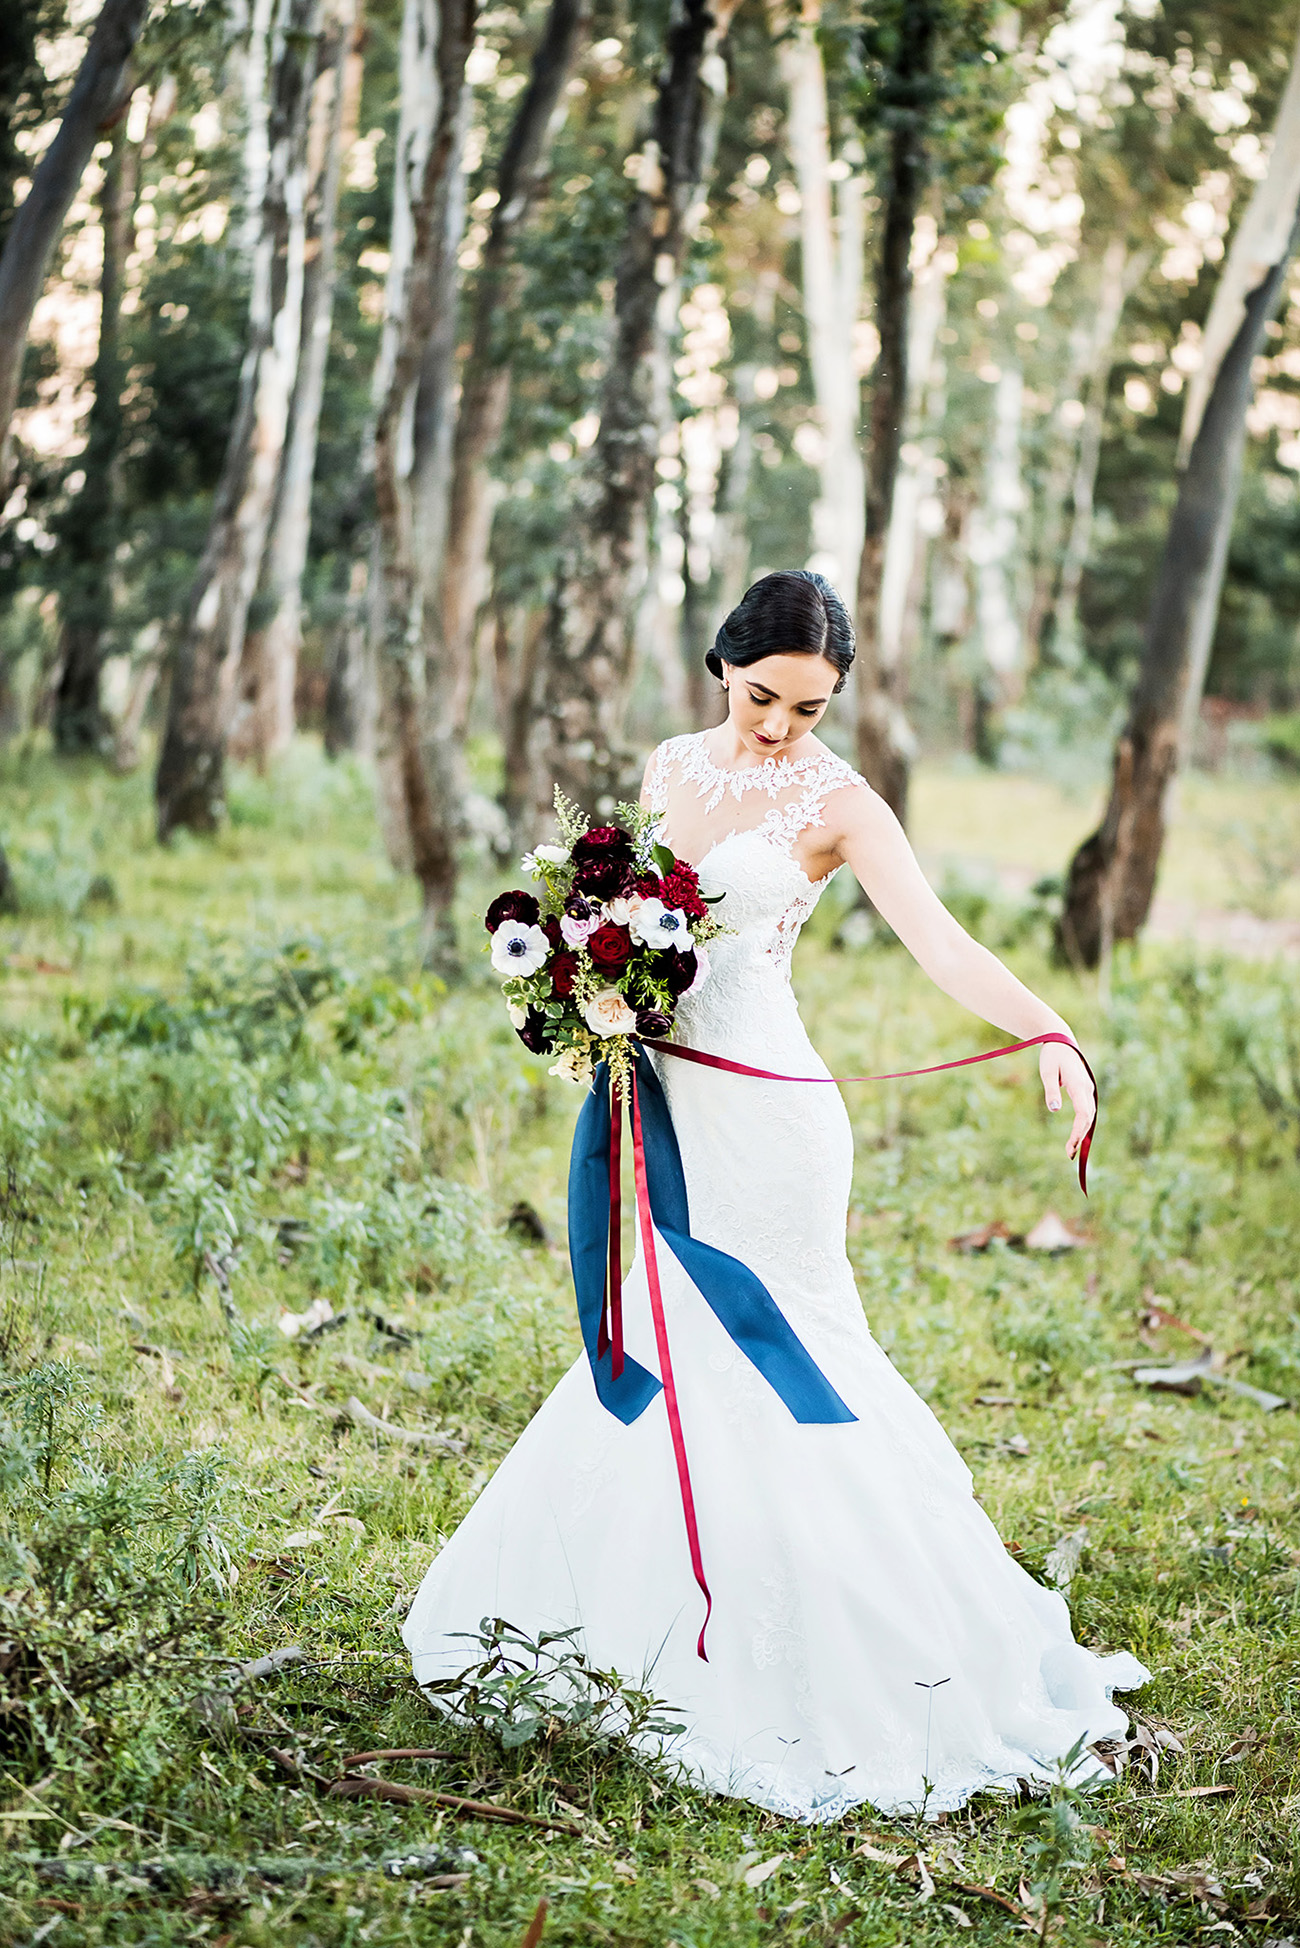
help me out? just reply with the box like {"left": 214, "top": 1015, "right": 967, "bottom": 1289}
{"left": 235, "top": 0, "right": 365, "bottom": 765}
{"left": 440, "top": 0, "right": 590, "bottom": 729}
{"left": 876, "top": 222, "right": 950, "bottom": 686}
{"left": 154, "top": 0, "right": 321, "bottom": 838}
{"left": 492, "top": 600, "right": 546, "bottom": 846}
{"left": 1049, "top": 240, "right": 1143, "bottom": 663}
{"left": 774, "top": 0, "right": 863, "bottom": 589}
{"left": 1057, "top": 205, "right": 1300, "bottom": 969}
{"left": 0, "top": 0, "right": 147, "bottom": 492}
{"left": 51, "top": 112, "right": 137, "bottom": 754}
{"left": 853, "top": 0, "right": 937, "bottom": 829}
{"left": 971, "top": 361, "right": 1025, "bottom": 714}
{"left": 370, "top": 0, "right": 477, "bottom": 972}
{"left": 538, "top": 0, "right": 738, "bottom": 819}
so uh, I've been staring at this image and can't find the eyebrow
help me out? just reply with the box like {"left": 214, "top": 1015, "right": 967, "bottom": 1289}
{"left": 746, "top": 681, "right": 829, "bottom": 706}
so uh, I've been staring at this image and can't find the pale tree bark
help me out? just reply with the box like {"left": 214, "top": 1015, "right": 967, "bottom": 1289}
{"left": 0, "top": 0, "right": 148, "bottom": 493}
{"left": 1058, "top": 202, "right": 1300, "bottom": 968}
{"left": 854, "top": 0, "right": 938, "bottom": 829}
{"left": 1049, "top": 241, "right": 1147, "bottom": 662}
{"left": 773, "top": 0, "right": 864, "bottom": 588}
{"left": 970, "top": 362, "right": 1025, "bottom": 714}
{"left": 370, "top": 0, "right": 477, "bottom": 972}
{"left": 234, "top": 0, "right": 365, "bottom": 765}
{"left": 52, "top": 112, "right": 138, "bottom": 753}
{"left": 875, "top": 221, "right": 950, "bottom": 687}
{"left": 440, "top": 0, "right": 590, "bottom": 731}
{"left": 155, "top": 0, "right": 321, "bottom": 837}
{"left": 538, "top": 0, "right": 738, "bottom": 819}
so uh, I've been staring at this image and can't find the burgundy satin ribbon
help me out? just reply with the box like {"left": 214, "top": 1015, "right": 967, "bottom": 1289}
{"left": 630, "top": 1069, "right": 713, "bottom": 1659}
{"left": 643, "top": 1030, "right": 1098, "bottom": 1194}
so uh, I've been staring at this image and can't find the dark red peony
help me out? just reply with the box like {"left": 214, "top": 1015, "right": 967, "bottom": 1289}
{"left": 654, "top": 946, "right": 697, "bottom": 998}
{"left": 550, "top": 949, "right": 580, "bottom": 998}
{"left": 588, "top": 922, "right": 633, "bottom": 974}
{"left": 570, "top": 826, "right": 634, "bottom": 900}
{"left": 515, "top": 1007, "right": 555, "bottom": 1054}
{"left": 635, "top": 1007, "right": 673, "bottom": 1038}
{"left": 660, "top": 863, "right": 708, "bottom": 920}
{"left": 485, "top": 889, "right": 540, "bottom": 933}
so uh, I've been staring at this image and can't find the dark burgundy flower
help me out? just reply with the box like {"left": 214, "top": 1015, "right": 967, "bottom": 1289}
{"left": 588, "top": 922, "right": 633, "bottom": 974}
{"left": 486, "top": 889, "right": 540, "bottom": 934}
{"left": 564, "top": 892, "right": 600, "bottom": 923}
{"left": 654, "top": 947, "right": 697, "bottom": 998}
{"left": 551, "top": 950, "right": 580, "bottom": 998}
{"left": 571, "top": 826, "right": 634, "bottom": 900}
{"left": 635, "top": 1007, "right": 673, "bottom": 1038}
{"left": 515, "top": 1007, "right": 555, "bottom": 1055}
{"left": 542, "top": 914, "right": 563, "bottom": 947}
{"left": 660, "top": 864, "right": 708, "bottom": 921}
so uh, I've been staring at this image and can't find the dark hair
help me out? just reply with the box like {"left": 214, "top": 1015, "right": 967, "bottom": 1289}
{"left": 707, "top": 570, "right": 855, "bottom": 692}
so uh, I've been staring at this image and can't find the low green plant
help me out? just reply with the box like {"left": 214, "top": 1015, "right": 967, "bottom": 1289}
{"left": 1011, "top": 1734, "right": 1103, "bottom": 1941}
{"left": 422, "top": 1618, "right": 685, "bottom": 1758}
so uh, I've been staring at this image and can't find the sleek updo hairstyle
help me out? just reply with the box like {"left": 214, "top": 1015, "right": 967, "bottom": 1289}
{"left": 706, "top": 569, "right": 855, "bottom": 693}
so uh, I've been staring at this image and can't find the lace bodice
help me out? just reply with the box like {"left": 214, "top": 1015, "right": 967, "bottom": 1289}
{"left": 645, "top": 731, "right": 866, "bottom": 988}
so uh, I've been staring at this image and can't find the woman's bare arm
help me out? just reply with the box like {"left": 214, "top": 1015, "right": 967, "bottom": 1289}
{"left": 832, "top": 785, "right": 1094, "bottom": 1162}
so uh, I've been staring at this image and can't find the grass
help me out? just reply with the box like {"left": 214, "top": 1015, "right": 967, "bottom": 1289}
{"left": 1, "top": 740, "right": 1299, "bottom": 1947}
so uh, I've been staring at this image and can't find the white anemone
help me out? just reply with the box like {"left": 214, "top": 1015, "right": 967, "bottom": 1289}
{"left": 490, "top": 921, "right": 550, "bottom": 977}
{"left": 629, "top": 897, "right": 693, "bottom": 953}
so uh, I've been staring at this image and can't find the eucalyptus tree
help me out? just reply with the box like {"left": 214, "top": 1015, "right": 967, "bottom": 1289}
{"left": 1058, "top": 6, "right": 1300, "bottom": 966}
{"left": 234, "top": 0, "right": 365, "bottom": 765}
{"left": 155, "top": 0, "right": 323, "bottom": 836}
{"left": 439, "top": 0, "right": 591, "bottom": 734}
{"left": 0, "top": 0, "right": 148, "bottom": 494}
{"left": 368, "top": 0, "right": 477, "bottom": 971}
{"left": 850, "top": 0, "right": 1007, "bottom": 827}
{"left": 538, "top": 0, "right": 739, "bottom": 818}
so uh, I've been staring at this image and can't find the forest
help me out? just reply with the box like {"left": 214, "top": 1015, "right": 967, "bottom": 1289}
{"left": 2, "top": 0, "right": 1300, "bottom": 1942}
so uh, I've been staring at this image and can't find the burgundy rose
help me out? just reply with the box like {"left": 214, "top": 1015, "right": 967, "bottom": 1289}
{"left": 551, "top": 949, "right": 580, "bottom": 998}
{"left": 654, "top": 947, "right": 697, "bottom": 998}
{"left": 635, "top": 1007, "right": 673, "bottom": 1038}
{"left": 542, "top": 914, "right": 563, "bottom": 947}
{"left": 571, "top": 826, "right": 634, "bottom": 900}
{"left": 485, "top": 889, "right": 540, "bottom": 933}
{"left": 588, "top": 922, "right": 633, "bottom": 974}
{"left": 515, "top": 1007, "right": 555, "bottom": 1055}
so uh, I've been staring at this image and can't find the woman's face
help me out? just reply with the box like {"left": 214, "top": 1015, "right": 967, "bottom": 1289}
{"left": 722, "top": 652, "right": 839, "bottom": 760}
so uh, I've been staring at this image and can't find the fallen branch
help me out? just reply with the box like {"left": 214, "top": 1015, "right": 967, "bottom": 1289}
{"left": 231, "top": 1646, "right": 305, "bottom": 1685}
{"left": 340, "top": 1396, "right": 464, "bottom": 1453}
{"left": 268, "top": 1745, "right": 334, "bottom": 1789}
{"left": 326, "top": 1774, "right": 580, "bottom": 1835}
{"left": 343, "top": 1747, "right": 458, "bottom": 1769}
{"left": 950, "top": 1879, "right": 1030, "bottom": 1919}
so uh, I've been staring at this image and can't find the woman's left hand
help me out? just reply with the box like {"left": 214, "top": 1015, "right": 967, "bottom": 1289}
{"left": 1040, "top": 1040, "right": 1095, "bottom": 1162}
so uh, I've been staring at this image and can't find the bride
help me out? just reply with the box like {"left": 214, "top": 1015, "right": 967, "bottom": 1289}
{"left": 403, "top": 569, "right": 1149, "bottom": 1821}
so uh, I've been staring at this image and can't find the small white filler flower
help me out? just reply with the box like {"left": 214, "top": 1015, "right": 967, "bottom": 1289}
{"left": 629, "top": 898, "right": 693, "bottom": 953}
{"left": 490, "top": 920, "right": 550, "bottom": 976}
{"left": 521, "top": 844, "right": 569, "bottom": 872}
{"left": 549, "top": 1047, "right": 594, "bottom": 1085}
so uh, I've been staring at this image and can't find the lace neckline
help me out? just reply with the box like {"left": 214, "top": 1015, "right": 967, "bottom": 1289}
{"left": 679, "top": 731, "right": 849, "bottom": 813}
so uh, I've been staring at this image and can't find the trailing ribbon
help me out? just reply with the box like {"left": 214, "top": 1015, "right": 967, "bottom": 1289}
{"left": 566, "top": 1032, "right": 1099, "bottom": 1660}
{"left": 645, "top": 1031, "right": 1099, "bottom": 1195}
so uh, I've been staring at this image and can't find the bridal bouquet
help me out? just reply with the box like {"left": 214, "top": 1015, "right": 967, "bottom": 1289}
{"left": 486, "top": 790, "right": 727, "bottom": 1087}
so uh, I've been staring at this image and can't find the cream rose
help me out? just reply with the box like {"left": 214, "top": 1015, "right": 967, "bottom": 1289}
{"left": 581, "top": 987, "right": 638, "bottom": 1038}
{"left": 506, "top": 1001, "right": 529, "bottom": 1030}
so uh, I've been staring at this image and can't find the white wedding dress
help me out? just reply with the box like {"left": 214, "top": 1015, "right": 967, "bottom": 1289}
{"left": 403, "top": 733, "right": 1149, "bottom": 1820}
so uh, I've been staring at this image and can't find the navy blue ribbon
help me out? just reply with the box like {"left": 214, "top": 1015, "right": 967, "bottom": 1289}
{"left": 567, "top": 1047, "right": 856, "bottom": 1429}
